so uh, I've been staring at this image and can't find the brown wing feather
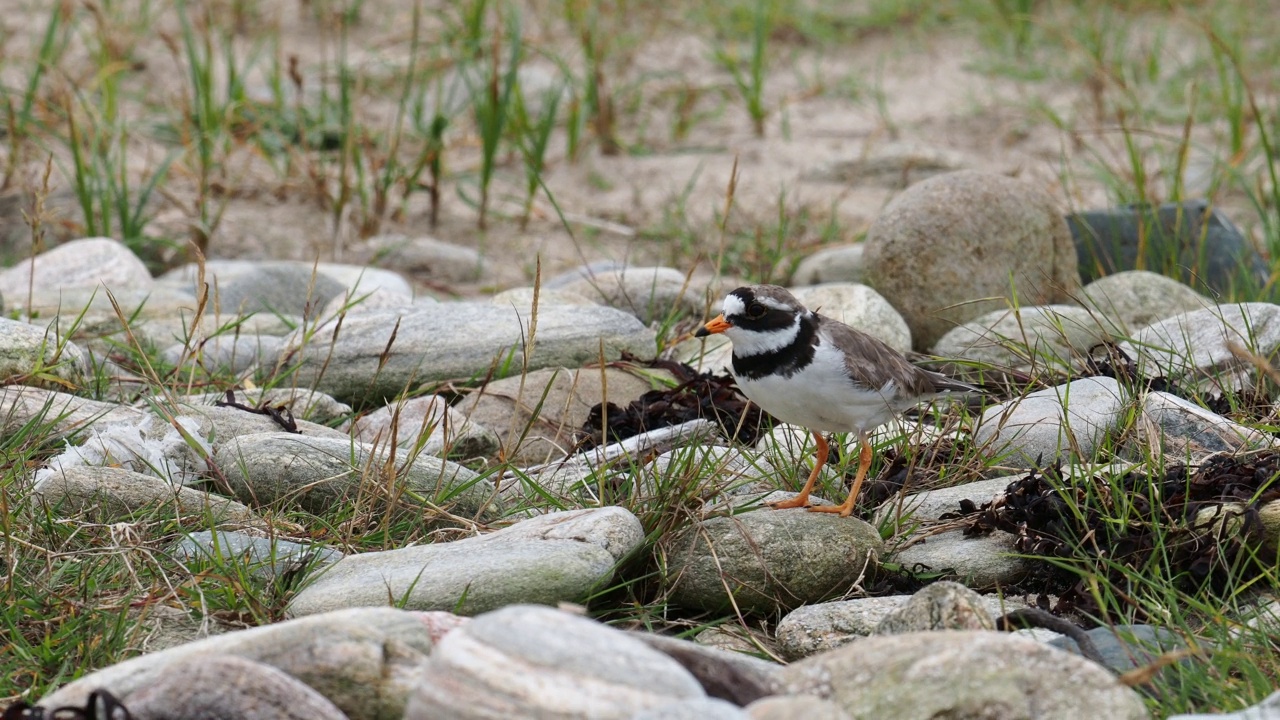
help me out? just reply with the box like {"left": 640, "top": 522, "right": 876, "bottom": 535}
{"left": 817, "top": 315, "right": 973, "bottom": 397}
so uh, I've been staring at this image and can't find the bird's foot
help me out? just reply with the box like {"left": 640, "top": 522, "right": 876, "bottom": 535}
{"left": 806, "top": 503, "right": 855, "bottom": 518}
{"left": 768, "top": 496, "right": 811, "bottom": 510}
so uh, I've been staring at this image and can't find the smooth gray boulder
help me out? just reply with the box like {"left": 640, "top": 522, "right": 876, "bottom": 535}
{"left": 214, "top": 432, "right": 497, "bottom": 518}
{"left": 792, "top": 283, "right": 912, "bottom": 352}
{"left": 778, "top": 631, "right": 1148, "bottom": 719}
{"left": 405, "top": 605, "right": 705, "bottom": 719}
{"left": 666, "top": 509, "right": 884, "bottom": 614}
{"left": 0, "top": 237, "right": 152, "bottom": 300}
{"left": 863, "top": 171, "right": 1080, "bottom": 350}
{"left": 287, "top": 507, "right": 642, "bottom": 616}
{"left": 976, "top": 376, "right": 1128, "bottom": 468}
{"left": 174, "top": 530, "right": 343, "bottom": 583}
{"left": 890, "top": 529, "right": 1032, "bottom": 589}
{"left": 1080, "top": 270, "right": 1212, "bottom": 333}
{"left": 1119, "top": 302, "right": 1280, "bottom": 393}
{"left": 282, "top": 303, "right": 657, "bottom": 404}
{"left": 350, "top": 394, "right": 498, "bottom": 460}
{"left": 39, "top": 607, "right": 452, "bottom": 720}
{"left": 931, "top": 305, "right": 1112, "bottom": 369}
{"left": 33, "top": 466, "right": 262, "bottom": 528}
{"left": 873, "top": 581, "right": 997, "bottom": 634}
{"left": 122, "top": 655, "right": 349, "bottom": 720}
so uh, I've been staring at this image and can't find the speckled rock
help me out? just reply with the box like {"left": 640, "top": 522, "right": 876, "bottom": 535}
{"left": 863, "top": 171, "right": 1080, "bottom": 350}
{"left": 1120, "top": 302, "right": 1280, "bottom": 394}
{"left": 976, "top": 376, "right": 1128, "bottom": 468}
{"left": 33, "top": 466, "right": 263, "bottom": 528}
{"left": 873, "top": 581, "right": 997, "bottom": 634}
{"left": 891, "top": 529, "right": 1032, "bottom": 589}
{"left": 0, "top": 318, "right": 88, "bottom": 389}
{"left": 1080, "top": 270, "right": 1212, "bottom": 333}
{"left": 350, "top": 394, "right": 499, "bottom": 460}
{"left": 792, "top": 283, "right": 912, "bottom": 352}
{"left": 666, "top": 509, "right": 884, "bottom": 614}
{"left": 931, "top": 305, "right": 1112, "bottom": 369}
{"left": 121, "top": 655, "right": 348, "bottom": 720}
{"left": 778, "top": 631, "right": 1148, "bottom": 719}
{"left": 790, "top": 244, "right": 865, "bottom": 286}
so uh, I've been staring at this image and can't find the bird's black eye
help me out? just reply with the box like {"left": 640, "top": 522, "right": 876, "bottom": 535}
{"left": 746, "top": 302, "right": 767, "bottom": 319}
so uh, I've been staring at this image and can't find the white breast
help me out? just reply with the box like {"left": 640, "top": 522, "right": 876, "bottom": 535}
{"left": 733, "top": 341, "right": 907, "bottom": 434}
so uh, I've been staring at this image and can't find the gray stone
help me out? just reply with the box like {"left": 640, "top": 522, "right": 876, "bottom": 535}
{"left": 874, "top": 580, "right": 996, "bottom": 634}
{"left": 873, "top": 475, "right": 1017, "bottom": 533}
{"left": 632, "top": 698, "right": 749, "bottom": 719}
{"left": 778, "top": 631, "right": 1148, "bottom": 720}
{"left": 0, "top": 385, "right": 145, "bottom": 440}
{"left": 33, "top": 466, "right": 262, "bottom": 528}
{"left": 490, "top": 286, "right": 600, "bottom": 313}
{"left": 775, "top": 593, "right": 1028, "bottom": 660}
{"left": 456, "top": 365, "right": 674, "bottom": 465}
{"left": 666, "top": 509, "right": 884, "bottom": 614}
{"left": 0, "top": 318, "right": 88, "bottom": 389}
{"left": 351, "top": 394, "right": 498, "bottom": 460}
{"left": 1132, "top": 390, "right": 1277, "bottom": 461}
{"left": 892, "top": 529, "right": 1032, "bottom": 589}
{"left": 0, "top": 237, "right": 152, "bottom": 300}
{"left": 792, "top": 283, "right": 911, "bottom": 352}
{"left": 39, "top": 607, "right": 446, "bottom": 719}
{"left": 1168, "top": 691, "right": 1280, "bottom": 720}
{"left": 163, "top": 259, "right": 413, "bottom": 299}
{"left": 174, "top": 530, "right": 343, "bottom": 583}
{"left": 405, "top": 605, "right": 705, "bottom": 719}
{"left": 321, "top": 286, "right": 415, "bottom": 319}
{"left": 1049, "top": 623, "right": 1187, "bottom": 674}
{"left": 177, "top": 388, "right": 352, "bottom": 425}
{"left": 931, "top": 305, "right": 1112, "bottom": 369}
{"left": 863, "top": 171, "right": 1080, "bottom": 350}
{"left": 161, "top": 334, "right": 284, "bottom": 375}
{"left": 1080, "top": 270, "right": 1212, "bottom": 333}
{"left": 16, "top": 286, "right": 199, "bottom": 340}
{"left": 976, "top": 376, "right": 1128, "bottom": 468}
{"left": 287, "top": 507, "right": 642, "bottom": 616}
{"left": 123, "top": 655, "right": 348, "bottom": 720}
{"left": 350, "top": 234, "right": 484, "bottom": 282}
{"left": 1119, "top": 302, "right": 1280, "bottom": 393}
{"left": 746, "top": 696, "right": 853, "bottom": 720}
{"left": 214, "top": 432, "right": 497, "bottom": 518}
{"left": 560, "top": 266, "right": 706, "bottom": 324}
{"left": 790, "top": 244, "right": 865, "bottom": 286}
{"left": 283, "top": 303, "right": 657, "bottom": 405}
{"left": 216, "top": 264, "right": 347, "bottom": 317}
{"left": 125, "top": 605, "right": 226, "bottom": 654}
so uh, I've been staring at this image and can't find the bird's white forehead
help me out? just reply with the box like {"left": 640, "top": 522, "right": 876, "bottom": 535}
{"left": 722, "top": 291, "right": 794, "bottom": 317}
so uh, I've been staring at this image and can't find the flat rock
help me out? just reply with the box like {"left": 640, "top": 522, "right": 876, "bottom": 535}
{"left": 405, "top": 605, "right": 705, "bottom": 719}
{"left": 177, "top": 387, "right": 352, "bottom": 425}
{"left": 873, "top": 475, "right": 1017, "bottom": 532}
{"left": 1168, "top": 691, "right": 1280, "bottom": 720}
{"left": 161, "top": 334, "right": 284, "bottom": 375}
{"left": 931, "top": 305, "right": 1112, "bottom": 369}
{"left": 351, "top": 394, "right": 498, "bottom": 460}
{"left": 174, "top": 530, "right": 343, "bottom": 583}
{"left": 0, "top": 237, "right": 152, "bottom": 300}
{"left": 1131, "top": 390, "right": 1277, "bottom": 461}
{"left": 633, "top": 633, "right": 783, "bottom": 706}
{"left": 0, "top": 318, "right": 88, "bottom": 389}
{"left": 666, "top": 509, "right": 884, "bottom": 614}
{"left": 287, "top": 507, "right": 642, "bottom": 616}
{"left": 862, "top": 171, "right": 1080, "bottom": 350}
{"left": 790, "top": 244, "right": 865, "bottom": 286}
{"left": 121, "top": 655, "right": 348, "bottom": 720}
{"left": 792, "top": 283, "right": 911, "bottom": 352}
{"left": 163, "top": 259, "right": 413, "bottom": 299}
{"left": 891, "top": 529, "right": 1032, "bottom": 589}
{"left": 215, "top": 264, "right": 347, "bottom": 317}
{"left": 1049, "top": 623, "right": 1187, "bottom": 674}
{"left": 778, "top": 630, "right": 1148, "bottom": 719}
{"left": 33, "top": 466, "right": 262, "bottom": 528}
{"left": 776, "top": 592, "right": 1027, "bottom": 660}
{"left": 1119, "top": 302, "right": 1280, "bottom": 393}
{"left": 976, "top": 376, "right": 1128, "bottom": 468}
{"left": 283, "top": 303, "right": 657, "bottom": 405}
{"left": 559, "top": 265, "right": 706, "bottom": 323}
{"left": 456, "top": 365, "right": 674, "bottom": 465}
{"left": 39, "top": 607, "right": 445, "bottom": 719}
{"left": 1080, "top": 270, "right": 1212, "bottom": 333}
{"left": 215, "top": 432, "right": 497, "bottom": 518}
{"left": 350, "top": 234, "right": 484, "bottom": 282}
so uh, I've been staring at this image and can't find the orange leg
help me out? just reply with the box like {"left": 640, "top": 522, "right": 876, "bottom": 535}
{"left": 810, "top": 432, "right": 871, "bottom": 518}
{"left": 769, "top": 432, "right": 828, "bottom": 510}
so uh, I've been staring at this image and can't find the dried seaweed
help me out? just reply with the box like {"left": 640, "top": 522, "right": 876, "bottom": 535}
{"left": 955, "top": 454, "right": 1280, "bottom": 618}
{"left": 579, "top": 357, "right": 769, "bottom": 449}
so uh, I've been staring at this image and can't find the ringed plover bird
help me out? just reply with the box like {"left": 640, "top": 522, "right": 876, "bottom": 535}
{"left": 696, "top": 284, "right": 977, "bottom": 517}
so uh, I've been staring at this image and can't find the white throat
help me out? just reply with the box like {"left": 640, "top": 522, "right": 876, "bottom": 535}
{"left": 726, "top": 315, "right": 801, "bottom": 356}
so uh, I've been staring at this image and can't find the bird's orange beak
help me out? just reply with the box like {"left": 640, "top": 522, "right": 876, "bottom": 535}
{"left": 695, "top": 314, "right": 731, "bottom": 337}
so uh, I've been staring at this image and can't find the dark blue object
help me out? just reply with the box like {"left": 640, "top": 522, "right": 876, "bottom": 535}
{"left": 1067, "top": 200, "right": 1269, "bottom": 297}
